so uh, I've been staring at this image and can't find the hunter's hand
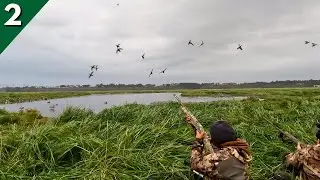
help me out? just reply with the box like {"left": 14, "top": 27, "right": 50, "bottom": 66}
{"left": 297, "top": 142, "right": 302, "bottom": 150}
{"left": 196, "top": 131, "right": 205, "bottom": 140}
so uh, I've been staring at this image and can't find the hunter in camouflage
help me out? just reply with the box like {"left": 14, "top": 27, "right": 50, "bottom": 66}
{"left": 187, "top": 118, "right": 252, "bottom": 180}
{"left": 284, "top": 124, "right": 320, "bottom": 180}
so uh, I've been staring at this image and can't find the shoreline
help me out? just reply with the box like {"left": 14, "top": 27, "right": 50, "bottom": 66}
{"left": 0, "top": 87, "right": 319, "bottom": 104}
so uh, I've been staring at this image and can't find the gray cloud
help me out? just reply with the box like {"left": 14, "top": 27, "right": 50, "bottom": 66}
{"left": 1, "top": 0, "right": 320, "bottom": 86}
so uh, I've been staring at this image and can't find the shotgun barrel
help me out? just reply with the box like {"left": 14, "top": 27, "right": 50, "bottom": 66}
{"left": 173, "top": 94, "right": 214, "bottom": 154}
{"left": 264, "top": 118, "right": 302, "bottom": 145}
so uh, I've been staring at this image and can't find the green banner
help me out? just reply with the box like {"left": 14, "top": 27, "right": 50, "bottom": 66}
{"left": 0, "top": 0, "right": 49, "bottom": 54}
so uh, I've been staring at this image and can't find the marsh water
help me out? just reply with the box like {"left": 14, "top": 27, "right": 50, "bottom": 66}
{"left": 0, "top": 93, "right": 246, "bottom": 117}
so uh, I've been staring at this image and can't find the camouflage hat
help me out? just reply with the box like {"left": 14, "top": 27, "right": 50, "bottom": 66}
{"left": 210, "top": 120, "right": 236, "bottom": 145}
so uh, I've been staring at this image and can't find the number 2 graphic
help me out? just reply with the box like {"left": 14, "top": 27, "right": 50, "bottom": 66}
{"left": 4, "top": 3, "right": 22, "bottom": 26}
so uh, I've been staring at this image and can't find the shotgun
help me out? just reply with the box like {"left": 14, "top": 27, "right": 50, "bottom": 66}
{"left": 265, "top": 118, "right": 302, "bottom": 145}
{"left": 173, "top": 94, "right": 214, "bottom": 154}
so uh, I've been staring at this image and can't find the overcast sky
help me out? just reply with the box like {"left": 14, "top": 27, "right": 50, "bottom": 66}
{"left": 1, "top": 0, "right": 320, "bottom": 86}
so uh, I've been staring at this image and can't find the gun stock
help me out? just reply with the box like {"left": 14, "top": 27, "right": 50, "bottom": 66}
{"left": 173, "top": 94, "right": 214, "bottom": 154}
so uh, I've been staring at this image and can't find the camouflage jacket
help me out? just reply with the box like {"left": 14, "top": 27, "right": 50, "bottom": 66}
{"left": 285, "top": 143, "right": 320, "bottom": 180}
{"left": 190, "top": 141, "right": 252, "bottom": 180}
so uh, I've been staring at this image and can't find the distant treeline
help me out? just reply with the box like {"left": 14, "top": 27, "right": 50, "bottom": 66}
{"left": 2, "top": 79, "right": 320, "bottom": 92}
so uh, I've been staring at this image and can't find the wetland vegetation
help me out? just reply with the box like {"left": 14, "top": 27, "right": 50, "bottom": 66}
{"left": 0, "top": 90, "right": 318, "bottom": 179}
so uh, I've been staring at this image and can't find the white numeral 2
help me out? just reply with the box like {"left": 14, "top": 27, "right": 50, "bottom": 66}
{"left": 4, "top": 3, "right": 22, "bottom": 26}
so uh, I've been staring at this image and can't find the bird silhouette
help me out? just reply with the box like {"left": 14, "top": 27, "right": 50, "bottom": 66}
{"left": 116, "top": 44, "right": 120, "bottom": 48}
{"left": 90, "top": 65, "right": 96, "bottom": 71}
{"left": 160, "top": 68, "right": 167, "bottom": 74}
{"left": 149, "top": 69, "right": 153, "bottom": 77}
{"left": 117, "top": 3, "right": 119, "bottom": 6}
{"left": 142, "top": 53, "right": 145, "bottom": 59}
{"left": 312, "top": 43, "right": 318, "bottom": 47}
{"left": 199, "top": 40, "right": 204, "bottom": 47}
{"left": 89, "top": 71, "right": 94, "bottom": 78}
{"left": 116, "top": 47, "right": 123, "bottom": 54}
{"left": 305, "top": 41, "right": 310, "bottom": 44}
{"left": 237, "top": 44, "right": 243, "bottom": 50}
{"left": 188, "top": 40, "right": 194, "bottom": 46}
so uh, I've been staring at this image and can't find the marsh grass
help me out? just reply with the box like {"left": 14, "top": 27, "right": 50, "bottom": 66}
{"left": 181, "top": 88, "right": 320, "bottom": 100}
{"left": 0, "top": 97, "right": 318, "bottom": 179}
{"left": 0, "top": 90, "right": 181, "bottom": 104}
{"left": 1, "top": 88, "right": 320, "bottom": 104}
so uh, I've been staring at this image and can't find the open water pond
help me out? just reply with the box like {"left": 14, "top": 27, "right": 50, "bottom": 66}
{"left": 0, "top": 93, "right": 246, "bottom": 117}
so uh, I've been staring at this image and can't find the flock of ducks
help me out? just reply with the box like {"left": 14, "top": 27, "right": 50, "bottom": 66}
{"left": 86, "top": 38, "right": 247, "bottom": 79}
{"left": 85, "top": 36, "right": 318, "bottom": 79}
{"left": 18, "top": 100, "right": 111, "bottom": 112}
{"left": 305, "top": 41, "right": 318, "bottom": 47}
{"left": 87, "top": 42, "right": 170, "bottom": 78}
{"left": 18, "top": 101, "right": 58, "bottom": 112}
{"left": 116, "top": 44, "right": 123, "bottom": 54}
{"left": 47, "top": 101, "right": 58, "bottom": 109}
{"left": 84, "top": 1, "right": 273, "bottom": 79}
{"left": 89, "top": 65, "right": 99, "bottom": 78}
{"left": 188, "top": 40, "right": 205, "bottom": 47}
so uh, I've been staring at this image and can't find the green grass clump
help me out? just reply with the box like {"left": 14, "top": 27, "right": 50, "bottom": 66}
{"left": 0, "top": 108, "right": 49, "bottom": 126}
{"left": 0, "top": 98, "right": 318, "bottom": 179}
